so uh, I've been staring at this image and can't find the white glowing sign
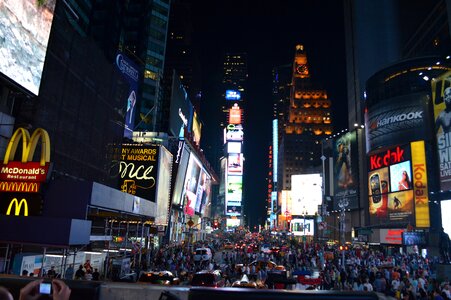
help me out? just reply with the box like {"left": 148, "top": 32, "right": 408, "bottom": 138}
{"left": 291, "top": 174, "right": 322, "bottom": 216}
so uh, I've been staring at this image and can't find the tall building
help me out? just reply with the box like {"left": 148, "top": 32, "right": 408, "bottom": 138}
{"left": 278, "top": 45, "right": 333, "bottom": 191}
{"left": 220, "top": 52, "right": 247, "bottom": 228}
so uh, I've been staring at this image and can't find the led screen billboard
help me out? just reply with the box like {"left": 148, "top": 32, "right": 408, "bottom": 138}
{"left": 226, "top": 124, "right": 243, "bottom": 142}
{"left": 225, "top": 90, "right": 241, "bottom": 100}
{"left": 169, "top": 71, "right": 193, "bottom": 138}
{"left": 333, "top": 131, "right": 359, "bottom": 210}
{"left": 226, "top": 175, "right": 242, "bottom": 204}
{"left": 227, "top": 153, "right": 243, "bottom": 175}
{"left": 227, "top": 142, "right": 242, "bottom": 154}
{"left": 192, "top": 111, "right": 202, "bottom": 146}
{"left": 367, "top": 142, "right": 430, "bottom": 227}
{"left": 118, "top": 145, "right": 159, "bottom": 202}
{"left": 365, "top": 92, "right": 431, "bottom": 153}
{"left": 432, "top": 71, "right": 451, "bottom": 191}
{"left": 171, "top": 144, "right": 190, "bottom": 206}
{"left": 155, "top": 146, "right": 172, "bottom": 226}
{"left": 181, "top": 154, "right": 202, "bottom": 216}
{"left": 291, "top": 174, "right": 322, "bottom": 216}
{"left": 194, "top": 170, "right": 212, "bottom": 214}
{"left": 0, "top": 0, "right": 56, "bottom": 95}
{"left": 442, "top": 200, "right": 451, "bottom": 237}
{"left": 228, "top": 103, "right": 242, "bottom": 124}
{"left": 290, "top": 219, "right": 314, "bottom": 236}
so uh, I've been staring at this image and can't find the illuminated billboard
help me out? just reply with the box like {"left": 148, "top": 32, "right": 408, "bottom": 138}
{"left": 432, "top": 70, "right": 451, "bottom": 191}
{"left": 442, "top": 200, "right": 451, "bottom": 237}
{"left": 226, "top": 175, "right": 242, "bottom": 203}
{"left": 225, "top": 90, "right": 241, "bottom": 100}
{"left": 228, "top": 103, "right": 242, "bottom": 124}
{"left": 0, "top": 0, "right": 56, "bottom": 95}
{"left": 290, "top": 218, "right": 314, "bottom": 236}
{"left": 194, "top": 170, "right": 212, "bottom": 214}
{"left": 181, "top": 154, "right": 202, "bottom": 216}
{"left": 273, "top": 119, "right": 278, "bottom": 183}
{"left": 171, "top": 144, "right": 190, "bottom": 206}
{"left": 367, "top": 142, "right": 430, "bottom": 227}
{"left": 192, "top": 111, "right": 202, "bottom": 146}
{"left": 226, "top": 124, "right": 243, "bottom": 141}
{"left": 227, "top": 142, "right": 242, "bottom": 154}
{"left": 365, "top": 92, "right": 431, "bottom": 153}
{"left": 169, "top": 71, "right": 193, "bottom": 138}
{"left": 333, "top": 131, "right": 358, "bottom": 209}
{"left": 291, "top": 174, "right": 322, "bottom": 216}
{"left": 117, "top": 145, "right": 159, "bottom": 202}
{"left": 227, "top": 153, "right": 243, "bottom": 175}
{"left": 155, "top": 146, "right": 172, "bottom": 226}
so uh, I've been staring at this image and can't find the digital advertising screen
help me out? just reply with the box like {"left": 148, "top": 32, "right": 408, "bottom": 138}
{"left": 333, "top": 131, "right": 359, "bottom": 210}
{"left": 227, "top": 153, "right": 243, "bottom": 175}
{"left": 365, "top": 92, "right": 431, "bottom": 153}
{"left": 169, "top": 71, "right": 193, "bottom": 138}
{"left": 226, "top": 204, "right": 242, "bottom": 216}
{"left": 227, "top": 142, "right": 242, "bottom": 154}
{"left": 291, "top": 219, "right": 315, "bottom": 236}
{"left": 228, "top": 103, "right": 242, "bottom": 124}
{"left": 290, "top": 174, "right": 322, "bottom": 216}
{"left": 181, "top": 154, "right": 202, "bottom": 216}
{"left": 191, "top": 111, "right": 202, "bottom": 146}
{"left": 432, "top": 71, "right": 451, "bottom": 191}
{"left": 155, "top": 146, "right": 172, "bottom": 226}
{"left": 226, "top": 124, "right": 244, "bottom": 142}
{"left": 194, "top": 169, "right": 212, "bottom": 214}
{"left": 402, "top": 232, "right": 427, "bottom": 246}
{"left": 225, "top": 90, "right": 241, "bottom": 100}
{"left": 117, "top": 145, "right": 159, "bottom": 202}
{"left": 367, "top": 142, "right": 429, "bottom": 227}
{"left": 226, "top": 175, "right": 242, "bottom": 203}
{"left": 441, "top": 200, "right": 451, "bottom": 237}
{"left": 0, "top": 0, "right": 56, "bottom": 95}
{"left": 171, "top": 144, "right": 190, "bottom": 206}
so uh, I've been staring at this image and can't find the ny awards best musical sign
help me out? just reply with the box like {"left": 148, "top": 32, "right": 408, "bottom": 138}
{"left": 0, "top": 128, "right": 52, "bottom": 216}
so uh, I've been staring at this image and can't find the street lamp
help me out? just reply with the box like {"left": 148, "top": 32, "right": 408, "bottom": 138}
{"left": 338, "top": 193, "right": 349, "bottom": 269}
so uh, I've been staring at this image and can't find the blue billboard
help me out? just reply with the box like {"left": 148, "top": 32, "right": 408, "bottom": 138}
{"left": 225, "top": 90, "right": 241, "bottom": 100}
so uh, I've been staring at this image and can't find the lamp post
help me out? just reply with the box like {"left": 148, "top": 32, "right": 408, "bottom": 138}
{"left": 338, "top": 193, "right": 349, "bottom": 269}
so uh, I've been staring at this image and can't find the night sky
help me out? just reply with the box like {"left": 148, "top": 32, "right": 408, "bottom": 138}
{"left": 191, "top": 0, "right": 348, "bottom": 228}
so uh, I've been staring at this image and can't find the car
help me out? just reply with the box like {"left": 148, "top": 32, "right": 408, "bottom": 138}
{"left": 193, "top": 247, "right": 213, "bottom": 262}
{"left": 231, "top": 274, "right": 266, "bottom": 289}
{"left": 191, "top": 270, "right": 225, "bottom": 287}
{"left": 138, "top": 271, "right": 180, "bottom": 285}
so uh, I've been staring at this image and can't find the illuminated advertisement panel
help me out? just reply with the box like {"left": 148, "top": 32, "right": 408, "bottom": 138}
{"left": 432, "top": 70, "right": 451, "bottom": 191}
{"left": 226, "top": 204, "right": 241, "bottom": 216}
{"left": 333, "top": 131, "right": 358, "bottom": 209}
{"left": 0, "top": 193, "right": 43, "bottom": 217}
{"left": 194, "top": 170, "right": 211, "bottom": 214}
{"left": 181, "top": 154, "right": 202, "bottom": 216}
{"left": 155, "top": 146, "right": 172, "bottom": 226}
{"left": 192, "top": 111, "right": 202, "bottom": 146}
{"left": 225, "top": 90, "right": 241, "bottom": 100}
{"left": 169, "top": 71, "right": 193, "bottom": 138}
{"left": 115, "top": 52, "right": 140, "bottom": 138}
{"left": 229, "top": 104, "right": 242, "bottom": 124}
{"left": 0, "top": 0, "right": 56, "bottom": 95}
{"left": 227, "top": 142, "right": 242, "bottom": 154}
{"left": 365, "top": 92, "right": 431, "bottom": 153}
{"left": 367, "top": 143, "right": 430, "bottom": 226}
{"left": 442, "top": 200, "right": 451, "bottom": 237}
{"left": 227, "top": 153, "right": 243, "bottom": 175}
{"left": 118, "top": 145, "right": 159, "bottom": 202}
{"left": 171, "top": 144, "right": 190, "bottom": 206}
{"left": 273, "top": 119, "right": 278, "bottom": 183}
{"left": 290, "top": 219, "right": 314, "bottom": 236}
{"left": 226, "top": 124, "right": 243, "bottom": 141}
{"left": 280, "top": 190, "right": 291, "bottom": 217}
{"left": 291, "top": 174, "right": 322, "bottom": 216}
{"left": 227, "top": 218, "right": 241, "bottom": 227}
{"left": 226, "top": 175, "right": 242, "bottom": 203}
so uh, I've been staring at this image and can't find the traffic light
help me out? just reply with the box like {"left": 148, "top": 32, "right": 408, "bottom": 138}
{"left": 339, "top": 245, "right": 349, "bottom": 251}
{"left": 213, "top": 220, "right": 219, "bottom": 228}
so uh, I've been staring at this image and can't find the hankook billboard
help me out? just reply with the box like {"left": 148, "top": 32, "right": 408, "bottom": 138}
{"left": 365, "top": 93, "right": 431, "bottom": 153}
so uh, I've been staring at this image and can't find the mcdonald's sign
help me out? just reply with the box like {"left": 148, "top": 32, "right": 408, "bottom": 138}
{"left": 0, "top": 181, "right": 39, "bottom": 193}
{"left": 0, "top": 128, "right": 51, "bottom": 185}
{"left": 6, "top": 198, "right": 28, "bottom": 216}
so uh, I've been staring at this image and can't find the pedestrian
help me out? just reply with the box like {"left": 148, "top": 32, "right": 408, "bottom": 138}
{"left": 92, "top": 268, "right": 100, "bottom": 281}
{"left": 47, "top": 266, "right": 57, "bottom": 278}
{"left": 75, "top": 265, "right": 85, "bottom": 280}
{"left": 65, "top": 265, "right": 74, "bottom": 280}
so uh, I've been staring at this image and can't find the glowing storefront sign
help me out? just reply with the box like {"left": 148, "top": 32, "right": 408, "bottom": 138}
{"left": 229, "top": 103, "right": 242, "bottom": 125}
{"left": 6, "top": 198, "right": 28, "bottom": 216}
{"left": 411, "top": 140, "right": 430, "bottom": 227}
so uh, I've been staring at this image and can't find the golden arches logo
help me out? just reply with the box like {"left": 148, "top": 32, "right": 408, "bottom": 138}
{"left": 6, "top": 198, "right": 28, "bottom": 216}
{"left": 3, "top": 128, "right": 50, "bottom": 166}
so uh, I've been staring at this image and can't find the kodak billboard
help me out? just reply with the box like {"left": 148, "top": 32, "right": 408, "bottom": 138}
{"left": 0, "top": 128, "right": 51, "bottom": 216}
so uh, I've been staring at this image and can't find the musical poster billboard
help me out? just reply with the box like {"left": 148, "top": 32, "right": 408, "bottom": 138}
{"left": 118, "top": 145, "right": 159, "bottom": 202}
{"left": 181, "top": 154, "right": 202, "bottom": 216}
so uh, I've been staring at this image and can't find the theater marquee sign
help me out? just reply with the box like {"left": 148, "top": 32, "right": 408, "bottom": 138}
{"left": 0, "top": 128, "right": 52, "bottom": 216}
